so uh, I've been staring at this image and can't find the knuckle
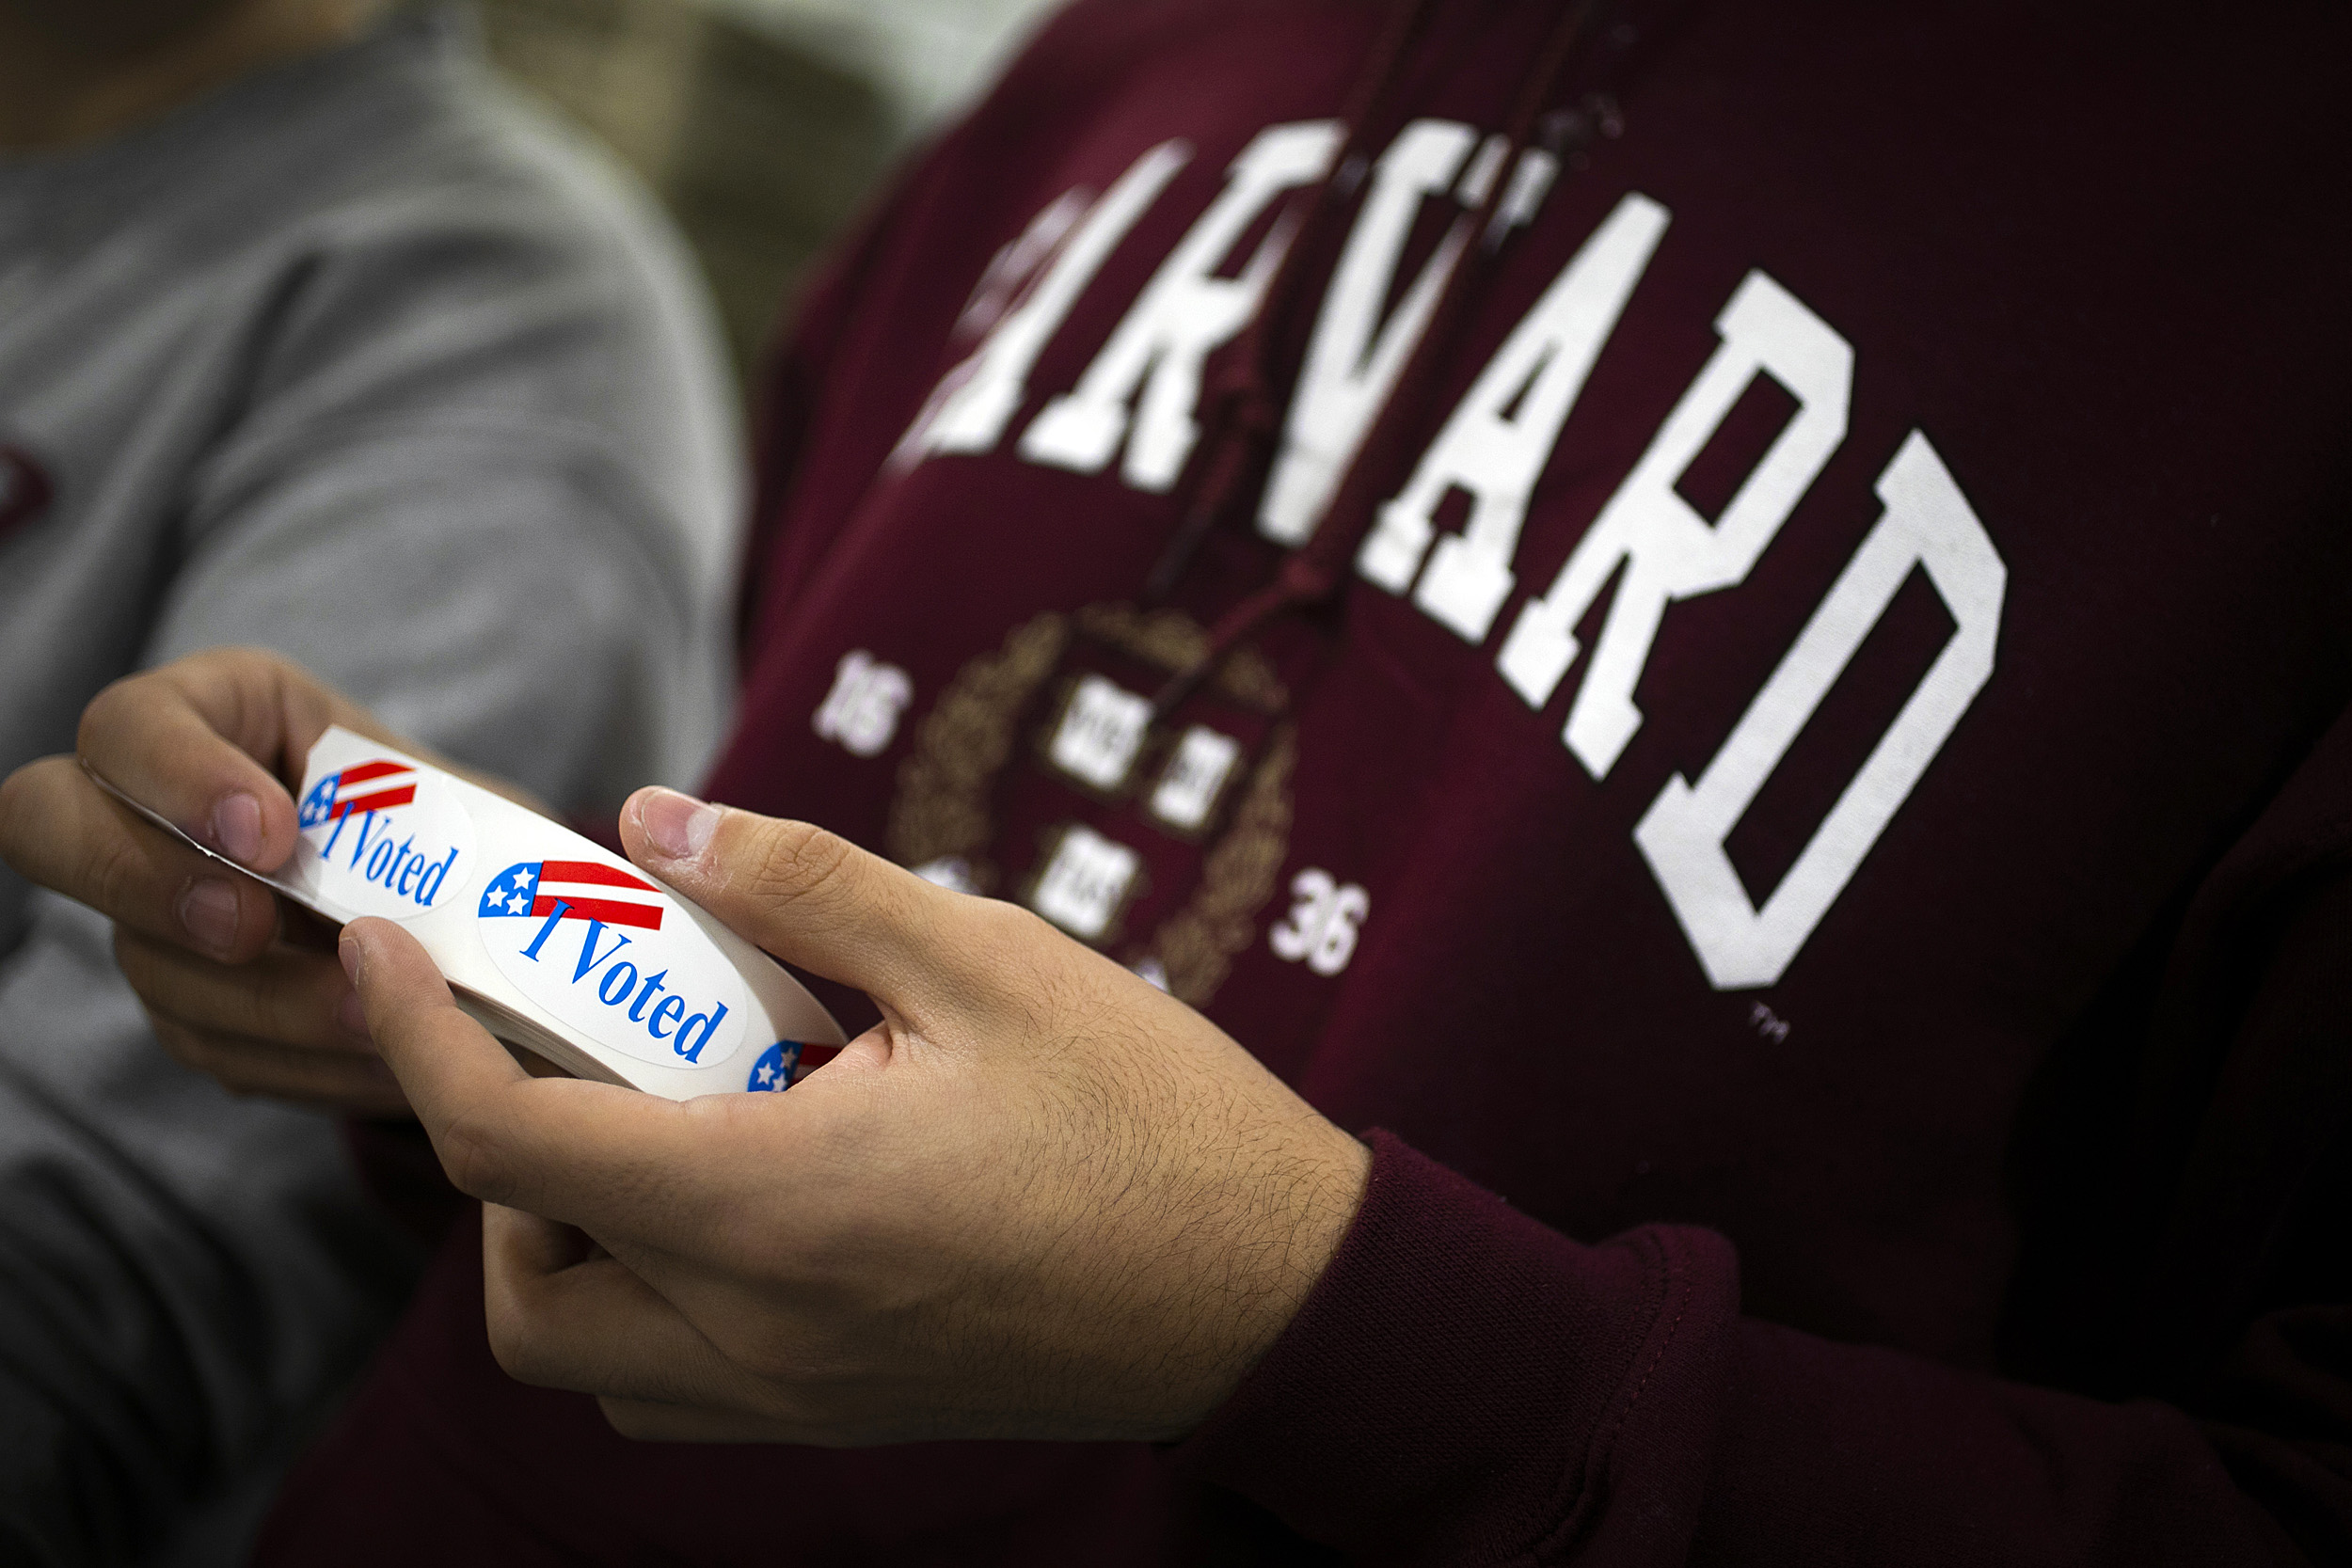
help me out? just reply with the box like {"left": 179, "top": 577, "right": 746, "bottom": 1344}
{"left": 975, "top": 896, "right": 1054, "bottom": 952}
{"left": 435, "top": 1111, "right": 514, "bottom": 1201}
{"left": 110, "top": 926, "right": 159, "bottom": 993}
{"left": 250, "top": 983, "right": 305, "bottom": 1047}
{"left": 962, "top": 899, "right": 1062, "bottom": 989}
{"left": 746, "top": 820, "right": 860, "bottom": 909}
{"left": 117, "top": 927, "right": 310, "bottom": 1045}
{"left": 75, "top": 673, "right": 143, "bottom": 758}
{"left": 483, "top": 1306, "right": 543, "bottom": 1384}
{"left": 82, "top": 831, "right": 153, "bottom": 927}
{"left": 251, "top": 958, "right": 329, "bottom": 1046}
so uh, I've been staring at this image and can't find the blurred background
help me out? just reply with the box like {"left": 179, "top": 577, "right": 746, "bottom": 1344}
{"left": 475, "top": 0, "right": 1061, "bottom": 384}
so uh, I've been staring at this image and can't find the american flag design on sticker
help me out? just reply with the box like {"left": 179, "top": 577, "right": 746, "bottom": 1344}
{"left": 747, "top": 1040, "right": 802, "bottom": 1092}
{"left": 478, "top": 861, "right": 667, "bottom": 931}
{"left": 298, "top": 758, "right": 417, "bottom": 828}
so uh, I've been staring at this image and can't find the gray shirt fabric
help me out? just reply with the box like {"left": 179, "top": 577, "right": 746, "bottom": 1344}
{"left": 0, "top": 9, "right": 740, "bottom": 1562}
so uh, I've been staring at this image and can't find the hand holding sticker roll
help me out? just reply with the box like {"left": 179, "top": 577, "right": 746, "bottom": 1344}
{"left": 0, "top": 646, "right": 843, "bottom": 1110}
{"left": 345, "top": 789, "right": 1373, "bottom": 1446}
{"left": 0, "top": 648, "right": 424, "bottom": 1113}
{"left": 261, "top": 725, "right": 842, "bottom": 1099}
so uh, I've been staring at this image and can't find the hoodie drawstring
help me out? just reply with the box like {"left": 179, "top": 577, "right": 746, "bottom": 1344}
{"left": 1151, "top": 0, "right": 1605, "bottom": 720}
{"left": 1142, "top": 0, "right": 1441, "bottom": 608}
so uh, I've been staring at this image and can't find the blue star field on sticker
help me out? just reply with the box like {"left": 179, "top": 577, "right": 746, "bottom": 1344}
{"left": 747, "top": 1041, "right": 803, "bottom": 1093}
{"left": 478, "top": 863, "right": 541, "bottom": 919}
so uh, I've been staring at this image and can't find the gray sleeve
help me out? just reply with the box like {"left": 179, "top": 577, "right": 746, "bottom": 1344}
{"left": 157, "top": 409, "right": 728, "bottom": 812}
{"left": 0, "top": 100, "right": 743, "bottom": 1568}
{"left": 156, "top": 127, "right": 745, "bottom": 805}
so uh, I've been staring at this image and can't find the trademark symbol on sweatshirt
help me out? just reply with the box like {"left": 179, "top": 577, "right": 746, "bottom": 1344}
{"left": 1748, "top": 1002, "right": 1791, "bottom": 1043}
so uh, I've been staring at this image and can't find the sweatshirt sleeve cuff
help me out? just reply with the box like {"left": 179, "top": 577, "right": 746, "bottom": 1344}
{"left": 1169, "top": 1130, "right": 1738, "bottom": 1562}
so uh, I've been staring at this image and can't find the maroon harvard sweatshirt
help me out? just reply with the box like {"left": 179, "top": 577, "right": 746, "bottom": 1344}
{"left": 268, "top": 0, "right": 2352, "bottom": 1561}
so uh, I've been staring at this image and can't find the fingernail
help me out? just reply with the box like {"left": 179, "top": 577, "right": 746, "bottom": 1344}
{"left": 335, "top": 986, "right": 371, "bottom": 1048}
{"left": 338, "top": 928, "right": 364, "bottom": 985}
{"left": 177, "top": 878, "right": 240, "bottom": 955}
{"left": 639, "top": 788, "right": 720, "bottom": 862}
{"left": 211, "top": 793, "right": 263, "bottom": 864}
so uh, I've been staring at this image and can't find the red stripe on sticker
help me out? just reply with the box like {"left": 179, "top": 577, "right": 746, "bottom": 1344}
{"left": 332, "top": 784, "right": 416, "bottom": 817}
{"left": 531, "top": 894, "right": 664, "bottom": 930}
{"left": 337, "top": 761, "right": 412, "bottom": 785}
{"left": 537, "top": 860, "right": 659, "bottom": 892}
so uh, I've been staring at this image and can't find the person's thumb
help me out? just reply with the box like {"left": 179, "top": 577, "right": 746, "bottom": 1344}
{"left": 619, "top": 788, "right": 952, "bottom": 1010}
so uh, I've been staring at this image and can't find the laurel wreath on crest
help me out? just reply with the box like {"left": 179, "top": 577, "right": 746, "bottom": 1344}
{"left": 885, "top": 603, "right": 1295, "bottom": 1007}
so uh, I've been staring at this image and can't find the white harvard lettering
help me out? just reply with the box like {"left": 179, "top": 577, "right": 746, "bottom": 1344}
{"left": 1357, "top": 191, "right": 1670, "bottom": 630}
{"left": 1633, "top": 432, "right": 2005, "bottom": 989}
{"left": 885, "top": 113, "right": 2006, "bottom": 994}
{"left": 896, "top": 142, "right": 1190, "bottom": 465}
{"left": 1259, "top": 122, "right": 1557, "bottom": 546}
{"left": 1498, "top": 269, "right": 1853, "bottom": 779}
{"left": 1021, "top": 121, "right": 1343, "bottom": 490}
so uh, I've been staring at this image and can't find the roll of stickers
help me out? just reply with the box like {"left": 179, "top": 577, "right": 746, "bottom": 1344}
{"left": 97, "top": 726, "right": 845, "bottom": 1101}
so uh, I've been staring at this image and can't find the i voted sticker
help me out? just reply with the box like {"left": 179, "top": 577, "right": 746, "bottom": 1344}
{"left": 294, "top": 752, "right": 476, "bottom": 920}
{"left": 477, "top": 859, "right": 747, "bottom": 1072}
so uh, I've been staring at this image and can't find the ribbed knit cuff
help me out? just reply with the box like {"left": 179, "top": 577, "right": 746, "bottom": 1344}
{"left": 1171, "top": 1130, "right": 1734, "bottom": 1563}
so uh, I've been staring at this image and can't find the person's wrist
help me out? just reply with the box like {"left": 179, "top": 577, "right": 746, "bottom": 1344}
{"left": 1171, "top": 1117, "right": 1371, "bottom": 1436}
